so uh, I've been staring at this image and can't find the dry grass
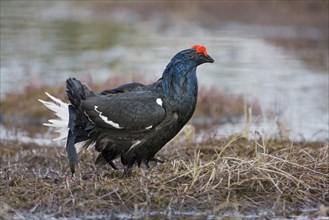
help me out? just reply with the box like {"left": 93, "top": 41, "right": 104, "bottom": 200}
{"left": 0, "top": 134, "right": 328, "bottom": 219}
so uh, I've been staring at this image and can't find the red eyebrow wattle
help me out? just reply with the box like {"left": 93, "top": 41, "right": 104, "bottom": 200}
{"left": 191, "top": 45, "right": 208, "bottom": 56}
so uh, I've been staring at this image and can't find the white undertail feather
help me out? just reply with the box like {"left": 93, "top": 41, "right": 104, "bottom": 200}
{"left": 38, "top": 92, "right": 70, "bottom": 141}
{"left": 39, "top": 92, "right": 92, "bottom": 153}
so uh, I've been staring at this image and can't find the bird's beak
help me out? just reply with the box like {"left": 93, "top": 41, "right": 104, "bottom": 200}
{"left": 205, "top": 55, "right": 214, "bottom": 63}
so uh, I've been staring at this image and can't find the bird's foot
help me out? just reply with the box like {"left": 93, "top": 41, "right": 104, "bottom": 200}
{"left": 143, "top": 157, "right": 165, "bottom": 169}
{"left": 124, "top": 166, "right": 133, "bottom": 177}
{"left": 70, "top": 164, "right": 75, "bottom": 177}
{"left": 108, "top": 161, "right": 118, "bottom": 170}
{"left": 149, "top": 157, "right": 165, "bottom": 164}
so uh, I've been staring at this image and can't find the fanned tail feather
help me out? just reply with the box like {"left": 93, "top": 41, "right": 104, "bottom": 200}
{"left": 39, "top": 92, "right": 89, "bottom": 154}
{"left": 38, "top": 92, "right": 69, "bottom": 142}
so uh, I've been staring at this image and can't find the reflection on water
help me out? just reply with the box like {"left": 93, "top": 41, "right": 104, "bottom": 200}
{"left": 1, "top": 1, "right": 328, "bottom": 140}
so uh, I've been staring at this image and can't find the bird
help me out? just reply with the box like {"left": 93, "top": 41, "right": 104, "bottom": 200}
{"left": 39, "top": 45, "right": 214, "bottom": 176}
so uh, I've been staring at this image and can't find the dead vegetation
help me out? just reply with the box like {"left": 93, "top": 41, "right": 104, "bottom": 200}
{"left": 0, "top": 134, "right": 328, "bottom": 219}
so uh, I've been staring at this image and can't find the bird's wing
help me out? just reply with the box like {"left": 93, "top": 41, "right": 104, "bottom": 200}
{"left": 100, "top": 82, "right": 145, "bottom": 95}
{"left": 81, "top": 91, "right": 166, "bottom": 130}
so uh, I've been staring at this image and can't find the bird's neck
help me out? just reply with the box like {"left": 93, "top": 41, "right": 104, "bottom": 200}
{"left": 162, "top": 60, "right": 198, "bottom": 93}
{"left": 161, "top": 60, "right": 198, "bottom": 110}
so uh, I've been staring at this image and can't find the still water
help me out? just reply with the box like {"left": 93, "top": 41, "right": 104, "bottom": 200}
{"left": 1, "top": 1, "right": 328, "bottom": 141}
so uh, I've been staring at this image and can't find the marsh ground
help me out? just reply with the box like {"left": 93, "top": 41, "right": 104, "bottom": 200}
{"left": 1, "top": 135, "right": 328, "bottom": 219}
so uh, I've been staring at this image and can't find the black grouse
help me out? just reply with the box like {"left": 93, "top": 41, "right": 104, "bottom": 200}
{"left": 40, "top": 45, "right": 214, "bottom": 175}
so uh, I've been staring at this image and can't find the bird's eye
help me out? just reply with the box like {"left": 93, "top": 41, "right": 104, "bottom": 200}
{"left": 198, "top": 53, "right": 204, "bottom": 58}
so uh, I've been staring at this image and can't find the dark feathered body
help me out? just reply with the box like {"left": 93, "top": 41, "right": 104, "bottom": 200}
{"left": 62, "top": 46, "right": 214, "bottom": 175}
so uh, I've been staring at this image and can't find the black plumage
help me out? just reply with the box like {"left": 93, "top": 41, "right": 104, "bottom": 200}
{"left": 65, "top": 45, "right": 214, "bottom": 175}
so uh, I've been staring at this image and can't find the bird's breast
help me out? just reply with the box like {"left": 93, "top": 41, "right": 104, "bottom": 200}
{"left": 163, "top": 92, "right": 197, "bottom": 122}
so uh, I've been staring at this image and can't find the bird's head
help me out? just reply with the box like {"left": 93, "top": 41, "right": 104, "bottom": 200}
{"left": 161, "top": 45, "right": 214, "bottom": 95}
{"left": 190, "top": 44, "right": 214, "bottom": 65}
{"left": 170, "top": 45, "right": 214, "bottom": 67}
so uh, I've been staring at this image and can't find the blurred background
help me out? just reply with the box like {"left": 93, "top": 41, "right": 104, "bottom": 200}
{"left": 1, "top": 0, "right": 328, "bottom": 141}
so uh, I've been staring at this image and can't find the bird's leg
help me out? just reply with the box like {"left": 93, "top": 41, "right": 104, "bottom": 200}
{"left": 143, "top": 157, "right": 164, "bottom": 169}
{"left": 143, "top": 161, "right": 150, "bottom": 169}
{"left": 108, "top": 161, "right": 118, "bottom": 170}
{"left": 97, "top": 148, "right": 118, "bottom": 170}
